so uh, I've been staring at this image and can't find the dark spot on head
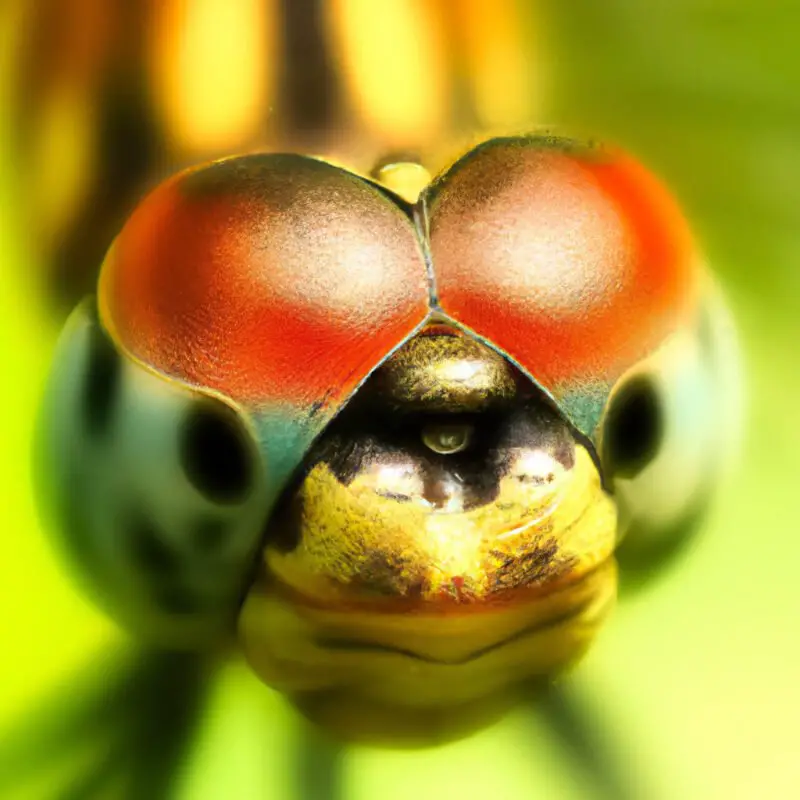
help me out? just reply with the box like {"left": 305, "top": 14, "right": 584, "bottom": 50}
{"left": 490, "top": 537, "right": 575, "bottom": 591}
{"left": 192, "top": 518, "right": 228, "bottom": 553}
{"left": 128, "top": 510, "right": 178, "bottom": 576}
{"left": 60, "top": 466, "right": 99, "bottom": 574}
{"left": 265, "top": 491, "right": 304, "bottom": 553}
{"left": 604, "top": 376, "right": 663, "bottom": 479}
{"left": 180, "top": 401, "right": 253, "bottom": 505}
{"left": 152, "top": 582, "right": 201, "bottom": 616}
{"left": 83, "top": 317, "right": 120, "bottom": 438}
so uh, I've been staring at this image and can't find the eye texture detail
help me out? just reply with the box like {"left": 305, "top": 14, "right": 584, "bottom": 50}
{"left": 83, "top": 321, "right": 121, "bottom": 438}
{"left": 604, "top": 376, "right": 663, "bottom": 479}
{"left": 180, "top": 403, "right": 253, "bottom": 505}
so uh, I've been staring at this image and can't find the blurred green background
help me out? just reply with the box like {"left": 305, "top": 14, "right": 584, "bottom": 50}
{"left": 1, "top": 1, "right": 799, "bottom": 798}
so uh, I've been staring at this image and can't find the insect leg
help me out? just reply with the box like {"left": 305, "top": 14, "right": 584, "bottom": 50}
{"left": 528, "top": 680, "right": 641, "bottom": 800}
{"left": 295, "top": 722, "right": 345, "bottom": 800}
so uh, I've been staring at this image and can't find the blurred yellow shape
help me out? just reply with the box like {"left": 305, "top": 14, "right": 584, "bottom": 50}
{"left": 327, "top": 0, "right": 448, "bottom": 149}
{"left": 26, "top": 89, "right": 95, "bottom": 246}
{"left": 373, "top": 161, "right": 432, "bottom": 202}
{"left": 458, "top": 0, "right": 537, "bottom": 128}
{"left": 149, "top": 0, "right": 276, "bottom": 156}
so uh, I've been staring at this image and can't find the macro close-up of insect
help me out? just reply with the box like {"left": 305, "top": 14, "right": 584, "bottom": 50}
{"left": 11, "top": 131, "right": 738, "bottom": 793}
{"left": 6, "top": 3, "right": 800, "bottom": 800}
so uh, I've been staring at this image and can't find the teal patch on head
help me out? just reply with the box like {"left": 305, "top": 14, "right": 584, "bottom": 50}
{"left": 559, "top": 385, "right": 610, "bottom": 444}
{"left": 250, "top": 407, "right": 321, "bottom": 511}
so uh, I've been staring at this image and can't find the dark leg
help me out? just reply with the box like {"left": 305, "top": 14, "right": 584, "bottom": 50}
{"left": 121, "top": 650, "right": 211, "bottom": 800}
{"left": 295, "top": 721, "right": 345, "bottom": 800}
{"left": 527, "top": 679, "right": 640, "bottom": 800}
{"left": 0, "top": 646, "right": 212, "bottom": 800}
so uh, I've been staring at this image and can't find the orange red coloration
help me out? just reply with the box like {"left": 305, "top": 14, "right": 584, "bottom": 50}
{"left": 425, "top": 139, "right": 698, "bottom": 390}
{"left": 100, "top": 154, "right": 430, "bottom": 412}
{"left": 98, "top": 138, "right": 699, "bottom": 446}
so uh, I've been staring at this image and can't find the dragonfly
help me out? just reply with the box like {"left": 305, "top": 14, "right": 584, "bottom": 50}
{"left": 1, "top": 3, "right": 743, "bottom": 799}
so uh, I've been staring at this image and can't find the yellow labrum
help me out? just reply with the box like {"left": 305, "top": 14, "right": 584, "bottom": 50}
{"left": 239, "top": 440, "right": 617, "bottom": 744}
{"left": 235, "top": 325, "right": 618, "bottom": 743}
{"left": 266, "top": 445, "right": 613, "bottom": 604}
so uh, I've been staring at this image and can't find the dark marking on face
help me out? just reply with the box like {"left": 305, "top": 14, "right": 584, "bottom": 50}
{"left": 490, "top": 537, "right": 579, "bottom": 591}
{"left": 265, "top": 491, "right": 304, "bottom": 554}
{"left": 308, "top": 413, "right": 507, "bottom": 511}
{"left": 192, "top": 518, "right": 228, "bottom": 553}
{"left": 349, "top": 547, "right": 423, "bottom": 599}
{"left": 128, "top": 510, "right": 179, "bottom": 575}
{"left": 285, "top": 383, "right": 576, "bottom": 516}
{"left": 501, "top": 402, "right": 576, "bottom": 472}
{"left": 83, "top": 314, "right": 121, "bottom": 438}
{"left": 603, "top": 376, "right": 663, "bottom": 479}
{"left": 152, "top": 582, "right": 201, "bottom": 616}
{"left": 180, "top": 401, "right": 253, "bottom": 505}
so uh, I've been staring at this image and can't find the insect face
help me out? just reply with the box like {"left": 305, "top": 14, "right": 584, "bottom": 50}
{"left": 36, "top": 134, "right": 741, "bottom": 744}
{"left": 238, "top": 328, "right": 617, "bottom": 741}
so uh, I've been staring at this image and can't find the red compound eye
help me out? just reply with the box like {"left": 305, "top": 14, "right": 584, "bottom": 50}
{"left": 100, "top": 154, "right": 430, "bottom": 414}
{"left": 425, "top": 138, "right": 699, "bottom": 406}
